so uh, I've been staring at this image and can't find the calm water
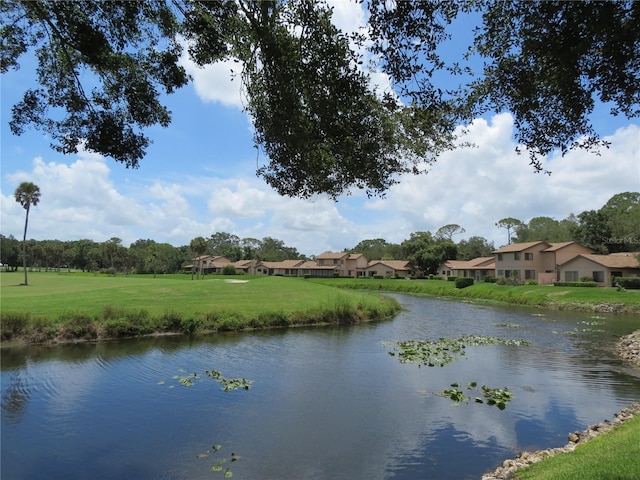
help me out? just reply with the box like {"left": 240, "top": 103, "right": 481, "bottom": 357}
{"left": 2, "top": 295, "right": 639, "bottom": 480}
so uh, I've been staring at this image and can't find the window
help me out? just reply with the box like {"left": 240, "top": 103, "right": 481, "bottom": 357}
{"left": 497, "top": 253, "right": 503, "bottom": 261}
{"left": 565, "top": 271, "right": 579, "bottom": 282}
{"left": 514, "top": 252, "right": 521, "bottom": 260}
{"left": 525, "top": 253, "right": 533, "bottom": 261}
{"left": 497, "top": 270, "right": 504, "bottom": 276}
{"left": 525, "top": 270, "right": 536, "bottom": 280}
{"left": 592, "top": 271, "right": 605, "bottom": 283}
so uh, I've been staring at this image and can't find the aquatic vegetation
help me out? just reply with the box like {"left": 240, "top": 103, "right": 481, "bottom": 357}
{"left": 196, "top": 444, "right": 236, "bottom": 478}
{"left": 437, "top": 382, "right": 514, "bottom": 409}
{"left": 167, "top": 369, "right": 253, "bottom": 391}
{"left": 383, "top": 335, "right": 530, "bottom": 368}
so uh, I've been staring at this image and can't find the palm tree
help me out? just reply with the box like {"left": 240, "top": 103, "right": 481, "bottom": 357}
{"left": 189, "top": 236, "right": 208, "bottom": 279}
{"left": 14, "top": 182, "right": 41, "bottom": 285}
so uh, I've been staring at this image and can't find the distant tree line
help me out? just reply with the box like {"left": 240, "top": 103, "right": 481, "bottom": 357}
{"left": 0, "top": 234, "right": 306, "bottom": 274}
{"left": 1, "top": 192, "right": 637, "bottom": 275}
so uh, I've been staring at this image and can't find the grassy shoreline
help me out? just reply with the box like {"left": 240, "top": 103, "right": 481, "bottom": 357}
{"left": 307, "top": 277, "right": 640, "bottom": 315}
{"left": 0, "top": 272, "right": 401, "bottom": 346}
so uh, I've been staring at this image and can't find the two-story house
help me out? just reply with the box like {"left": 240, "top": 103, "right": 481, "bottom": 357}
{"left": 316, "top": 252, "right": 369, "bottom": 277}
{"left": 492, "top": 241, "right": 595, "bottom": 284}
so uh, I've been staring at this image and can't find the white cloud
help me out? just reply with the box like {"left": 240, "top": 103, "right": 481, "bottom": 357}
{"left": 2, "top": 113, "right": 637, "bottom": 257}
{"left": 180, "top": 53, "right": 244, "bottom": 108}
{"left": 361, "top": 114, "right": 639, "bottom": 249}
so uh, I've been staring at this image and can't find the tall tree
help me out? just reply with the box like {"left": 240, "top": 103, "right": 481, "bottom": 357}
{"left": 599, "top": 191, "right": 640, "bottom": 252}
{"left": 495, "top": 218, "right": 523, "bottom": 245}
{"left": 456, "top": 236, "right": 494, "bottom": 260}
{"left": 189, "top": 236, "right": 207, "bottom": 279}
{"left": 513, "top": 217, "right": 573, "bottom": 243}
{"left": 5, "top": 1, "right": 637, "bottom": 198}
{"left": 434, "top": 224, "right": 466, "bottom": 241}
{"left": 0, "top": 234, "right": 21, "bottom": 271}
{"left": 13, "top": 181, "right": 40, "bottom": 285}
{"left": 348, "top": 238, "right": 403, "bottom": 260}
{"left": 367, "top": 0, "right": 640, "bottom": 172}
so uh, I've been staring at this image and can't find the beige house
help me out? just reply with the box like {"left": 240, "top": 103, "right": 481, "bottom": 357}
{"left": 364, "top": 260, "right": 411, "bottom": 278}
{"left": 438, "top": 257, "right": 495, "bottom": 282}
{"left": 257, "top": 259, "right": 307, "bottom": 276}
{"left": 186, "top": 255, "right": 234, "bottom": 274}
{"left": 316, "top": 252, "right": 369, "bottom": 277}
{"left": 493, "top": 241, "right": 594, "bottom": 285}
{"left": 558, "top": 252, "right": 640, "bottom": 285}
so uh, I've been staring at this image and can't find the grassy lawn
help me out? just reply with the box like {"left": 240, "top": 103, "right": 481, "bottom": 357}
{"left": 307, "top": 278, "right": 640, "bottom": 312}
{"left": 0, "top": 271, "right": 400, "bottom": 343}
{"left": 1, "top": 271, "right": 364, "bottom": 317}
{"left": 515, "top": 414, "right": 640, "bottom": 480}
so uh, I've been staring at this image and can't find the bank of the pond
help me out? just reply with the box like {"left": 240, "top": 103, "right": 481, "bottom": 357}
{"left": 481, "top": 332, "right": 640, "bottom": 480}
{"left": 1, "top": 298, "right": 401, "bottom": 346}
{"left": 481, "top": 402, "right": 640, "bottom": 480}
{"left": 308, "top": 278, "right": 640, "bottom": 315}
{"left": 0, "top": 274, "right": 401, "bottom": 346}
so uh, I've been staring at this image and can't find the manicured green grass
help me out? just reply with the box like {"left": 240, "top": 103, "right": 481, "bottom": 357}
{"left": 0, "top": 271, "right": 400, "bottom": 343}
{"left": 307, "top": 278, "right": 640, "bottom": 313}
{"left": 515, "top": 414, "right": 640, "bottom": 480}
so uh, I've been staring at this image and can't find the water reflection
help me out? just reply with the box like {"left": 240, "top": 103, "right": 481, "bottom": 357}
{"left": 2, "top": 295, "right": 639, "bottom": 480}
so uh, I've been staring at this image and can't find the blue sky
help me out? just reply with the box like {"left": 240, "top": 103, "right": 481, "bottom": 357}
{"left": 1, "top": 1, "right": 639, "bottom": 257}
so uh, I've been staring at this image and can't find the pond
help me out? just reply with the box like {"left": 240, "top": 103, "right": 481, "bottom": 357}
{"left": 2, "top": 295, "right": 639, "bottom": 480}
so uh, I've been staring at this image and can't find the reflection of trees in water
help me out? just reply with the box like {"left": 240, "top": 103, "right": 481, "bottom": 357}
{"left": 1, "top": 373, "right": 29, "bottom": 422}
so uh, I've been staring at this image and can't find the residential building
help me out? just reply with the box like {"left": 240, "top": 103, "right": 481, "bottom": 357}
{"left": 316, "top": 252, "right": 369, "bottom": 277}
{"left": 438, "top": 257, "right": 495, "bottom": 282}
{"left": 492, "top": 241, "right": 594, "bottom": 285}
{"left": 558, "top": 252, "right": 640, "bottom": 285}
{"left": 364, "top": 260, "right": 411, "bottom": 278}
{"left": 186, "top": 255, "right": 233, "bottom": 274}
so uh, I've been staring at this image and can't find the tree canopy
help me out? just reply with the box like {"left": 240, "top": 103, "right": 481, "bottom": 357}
{"left": 2, "top": 0, "right": 639, "bottom": 198}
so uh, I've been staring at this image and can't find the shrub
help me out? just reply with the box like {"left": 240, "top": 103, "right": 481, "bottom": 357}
{"left": 222, "top": 264, "right": 236, "bottom": 275}
{"left": 447, "top": 276, "right": 458, "bottom": 282}
{"left": 580, "top": 276, "right": 594, "bottom": 282}
{"left": 1, "top": 312, "right": 30, "bottom": 341}
{"left": 58, "top": 313, "right": 98, "bottom": 339}
{"left": 614, "top": 277, "right": 640, "bottom": 289}
{"left": 484, "top": 276, "right": 497, "bottom": 283}
{"left": 525, "top": 279, "right": 538, "bottom": 285}
{"left": 373, "top": 275, "right": 384, "bottom": 279}
{"left": 553, "top": 281, "right": 598, "bottom": 287}
{"left": 455, "top": 277, "right": 474, "bottom": 289}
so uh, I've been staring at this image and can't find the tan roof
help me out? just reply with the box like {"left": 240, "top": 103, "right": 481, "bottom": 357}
{"left": 316, "top": 252, "right": 349, "bottom": 259}
{"left": 367, "top": 260, "right": 410, "bottom": 270}
{"left": 259, "top": 259, "right": 306, "bottom": 269}
{"left": 444, "top": 257, "right": 495, "bottom": 269}
{"left": 493, "top": 241, "right": 550, "bottom": 253}
{"left": 298, "top": 261, "right": 336, "bottom": 270}
{"left": 542, "top": 241, "right": 594, "bottom": 253}
{"left": 561, "top": 253, "right": 640, "bottom": 269}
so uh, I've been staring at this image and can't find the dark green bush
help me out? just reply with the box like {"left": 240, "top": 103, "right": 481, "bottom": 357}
{"left": 222, "top": 264, "right": 236, "bottom": 275}
{"left": 525, "top": 279, "right": 538, "bottom": 285}
{"left": 484, "top": 276, "right": 497, "bottom": 283}
{"left": 613, "top": 277, "right": 640, "bottom": 289}
{"left": 1, "top": 312, "right": 30, "bottom": 341}
{"left": 447, "top": 276, "right": 458, "bottom": 282}
{"left": 553, "top": 281, "right": 598, "bottom": 287}
{"left": 58, "top": 313, "right": 98, "bottom": 339}
{"left": 455, "top": 277, "right": 474, "bottom": 289}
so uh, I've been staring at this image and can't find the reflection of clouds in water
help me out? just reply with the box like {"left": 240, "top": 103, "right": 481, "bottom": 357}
{"left": 38, "top": 361, "right": 103, "bottom": 418}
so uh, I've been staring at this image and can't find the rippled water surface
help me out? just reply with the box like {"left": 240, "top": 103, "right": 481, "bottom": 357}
{"left": 2, "top": 295, "right": 639, "bottom": 479}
